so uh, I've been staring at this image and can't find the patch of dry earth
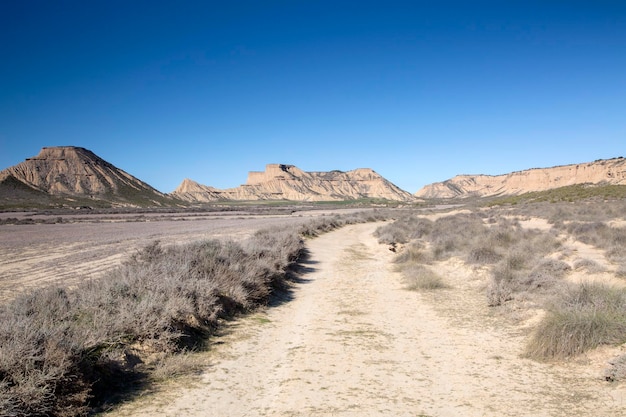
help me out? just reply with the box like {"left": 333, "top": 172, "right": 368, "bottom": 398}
{"left": 0, "top": 216, "right": 311, "bottom": 301}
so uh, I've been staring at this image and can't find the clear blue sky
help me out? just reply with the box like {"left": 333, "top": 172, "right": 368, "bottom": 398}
{"left": 1, "top": 1, "right": 624, "bottom": 193}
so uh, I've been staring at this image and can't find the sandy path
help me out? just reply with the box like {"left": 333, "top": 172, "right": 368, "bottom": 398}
{"left": 106, "top": 223, "right": 625, "bottom": 417}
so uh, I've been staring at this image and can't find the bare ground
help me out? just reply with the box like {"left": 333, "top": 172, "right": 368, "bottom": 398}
{"left": 0, "top": 214, "right": 315, "bottom": 301}
{"left": 104, "top": 222, "right": 626, "bottom": 417}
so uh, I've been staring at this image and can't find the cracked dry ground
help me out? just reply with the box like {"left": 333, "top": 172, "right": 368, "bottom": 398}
{"left": 106, "top": 222, "right": 626, "bottom": 417}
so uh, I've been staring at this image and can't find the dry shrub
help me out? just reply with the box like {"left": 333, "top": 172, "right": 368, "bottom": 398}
{"left": 393, "top": 242, "right": 432, "bottom": 265}
{"left": 401, "top": 265, "right": 447, "bottom": 291}
{"left": 374, "top": 215, "right": 430, "bottom": 244}
{"left": 467, "top": 246, "right": 502, "bottom": 264}
{"left": 485, "top": 228, "right": 563, "bottom": 306}
{"left": 573, "top": 258, "right": 606, "bottom": 273}
{"left": 523, "top": 259, "right": 571, "bottom": 290}
{"left": 487, "top": 278, "right": 514, "bottom": 307}
{"left": 0, "top": 288, "right": 90, "bottom": 417}
{"left": 430, "top": 213, "right": 485, "bottom": 259}
{"left": 525, "top": 282, "right": 626, "bottom": 360}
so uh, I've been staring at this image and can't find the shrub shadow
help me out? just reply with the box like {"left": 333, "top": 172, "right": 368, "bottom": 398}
{"left": 269, "top": 248, "right": 317, "bottom": 307}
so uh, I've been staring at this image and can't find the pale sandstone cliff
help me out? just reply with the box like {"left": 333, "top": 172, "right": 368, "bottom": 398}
{"left": 415, "top": 158, "right": 626, "bottom": 199}
{"left": 171, "top": 178, "right": 224, "bottom": 202}
{"left": 172, "top": 164, "right": 415, "bottom": 202}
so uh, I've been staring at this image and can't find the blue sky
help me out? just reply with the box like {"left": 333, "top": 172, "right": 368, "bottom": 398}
{"left": 1, "top": 1, "right": 624, "bottom": 193}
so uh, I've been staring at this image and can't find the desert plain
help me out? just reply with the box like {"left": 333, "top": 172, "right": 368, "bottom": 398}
{"left": 3, "top": 202, "right": 626, "bottom": 416}
{"left": 0, "top": 208, "right": 359, "bottom": 301}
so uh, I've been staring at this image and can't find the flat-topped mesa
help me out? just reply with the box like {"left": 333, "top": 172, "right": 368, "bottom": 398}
{"left": 415, "top": 157, "right": 626, "bottom": 199}
{"left": 246, "top": 164, "right": 310, "bottom": 185}
{"left": 26, "top": 146, "right": 100, "bottom": 161}
{"left": 172, "top": 163, "right": 415, "bottom": 202}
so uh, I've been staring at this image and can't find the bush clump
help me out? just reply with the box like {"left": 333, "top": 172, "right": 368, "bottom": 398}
{"left": 525, "top": 282, "right": 626, "bottom": 360}
{"left": 402, "top": 265, "right": 447, "bottom": 290}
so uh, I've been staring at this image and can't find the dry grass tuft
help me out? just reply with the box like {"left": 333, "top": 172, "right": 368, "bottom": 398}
{"left": 402, "top": 265, "right": 447, "bottom": 290}
{"left": 525, "top": 282, "right": 626, "bottom": 360}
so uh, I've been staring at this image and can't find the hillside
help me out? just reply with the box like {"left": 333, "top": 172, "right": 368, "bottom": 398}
{"left": 0, "top": 146, "right": 175, "bottom": 207}
{"left": 415, "top": 157, "right": 626, "bottom": 199}
{"left": 172, "top": 164, "right": 415, "bottom": 202}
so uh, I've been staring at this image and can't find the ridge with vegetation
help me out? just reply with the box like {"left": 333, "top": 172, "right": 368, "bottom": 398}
{"left": 416, "top": 157, "right": 626, "bottom": 199}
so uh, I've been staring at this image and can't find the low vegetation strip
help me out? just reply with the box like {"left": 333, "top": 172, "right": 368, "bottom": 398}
{"left": 0, "top": 210, "right": 388, "bottom": 417}
{"left": 375, "top": 200, "right": 626, "bottom": 367}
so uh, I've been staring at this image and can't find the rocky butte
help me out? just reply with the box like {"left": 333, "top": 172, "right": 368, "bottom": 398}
{"left": 172, "top": 163, "right": 415, "bottom": 202}
{"left": 0, "top": 146, "right": 171, "bottom": 207}
{"left": 415, "top": 157, "right": 626, "bottom": 199}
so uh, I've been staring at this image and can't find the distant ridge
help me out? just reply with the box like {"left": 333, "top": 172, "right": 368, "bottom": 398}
{"left": 415, "top": 157, "right": 626, "bottom": 199}
{"left": 0, "top": 146, "right": 174, "bottom": 207}
{"left": 172, "top": 163, "right": 415, "bottom": 202}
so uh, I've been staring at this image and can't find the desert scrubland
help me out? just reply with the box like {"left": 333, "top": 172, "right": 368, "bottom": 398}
{"left": 107, "top": 200, "right": 626, "bottom": 417}
{"left": 0, "top": 208, "right": 365, "bottom": 301}
{"left": 2, "top": 200, "right": 626, "bottom": 416}
{"left": 0, "top": 208, "right": 387, "bottom": 416}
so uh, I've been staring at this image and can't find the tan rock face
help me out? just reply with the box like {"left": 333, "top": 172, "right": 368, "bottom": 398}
{"left": 171, "top": 178, "right": 224, "bottom": 202}
{"left": 172, "top": 163, "right": 415, "bottom": 202}
{"left": 1, "top": 146, "right": 168, "bottom": 205}
{"left": 415, "top": 158, "right": 626, "bottom": 199}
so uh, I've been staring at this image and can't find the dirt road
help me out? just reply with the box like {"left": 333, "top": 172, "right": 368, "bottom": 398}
{"left": 107, "top": 222, "right": 625, "bottom": 417}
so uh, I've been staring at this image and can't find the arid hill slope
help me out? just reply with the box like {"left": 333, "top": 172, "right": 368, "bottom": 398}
{"left": 416, "top": 157, "right": 626, "bottom": 199}
{"left": 0, "top": 146, "right": 173, "bottom": 207}
{"left": 173, "top": 164, "right": 415, "bottom": 202}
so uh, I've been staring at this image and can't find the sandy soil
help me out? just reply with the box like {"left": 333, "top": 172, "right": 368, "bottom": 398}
{"left": 0, "top": 214, "right": 315, "bottom": 301}
{"left": 104, "top": 222, "right": 626, "bottom": 417}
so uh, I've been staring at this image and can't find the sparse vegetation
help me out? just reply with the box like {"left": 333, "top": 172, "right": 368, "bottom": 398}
{"left": 377, "top": 211, "right": 563, "bottom": 300}
{"left": 0, "top": 210, "right": 389, "bottom": 417}
{"left": 485, "top": 184, "right": 626, "bottom": 206}
{"left": 378, "top": 196, "right": 626, "bottom": 362}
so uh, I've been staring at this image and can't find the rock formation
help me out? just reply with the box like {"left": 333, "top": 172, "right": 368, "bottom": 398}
{"left": 415, "top": 157, "right": 626, "bottom": 199}
{"left": 0, "top": 146, "right": 173, "bottom": 207}
{"left": 172, "top": 164, "right": 415, "bottom": 202}
{"left": 171, "top": 178, "right": 225, "bottom": 202}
